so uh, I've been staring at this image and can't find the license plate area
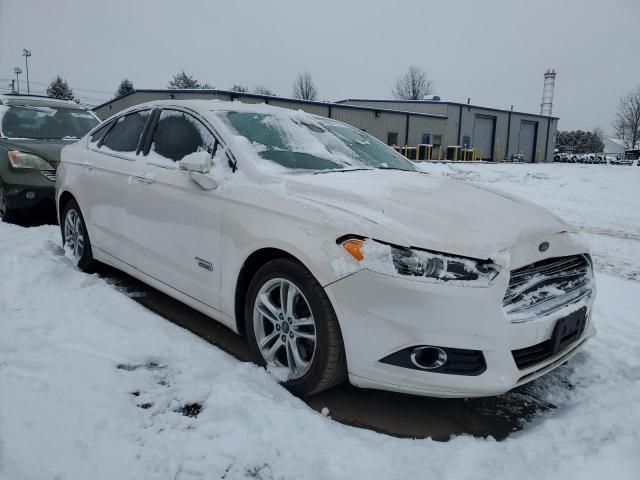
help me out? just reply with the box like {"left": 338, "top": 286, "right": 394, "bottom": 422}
{"left": 551, "top": 306, "right": 587, "bottom": 355}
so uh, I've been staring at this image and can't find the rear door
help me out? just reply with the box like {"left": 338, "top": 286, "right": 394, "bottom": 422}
{"left": 80, "top": 109, "right": 152, "bottom": 265}
{"left": 128, "top": 108, "right": 224, "bottom": 309}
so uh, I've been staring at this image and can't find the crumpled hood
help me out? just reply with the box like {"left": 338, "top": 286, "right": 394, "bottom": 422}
{"left": 284, "top": 170, "right": 571, "bottom": 259}
{"left": 1, "top": 138, "right": 76, "bottom": 169}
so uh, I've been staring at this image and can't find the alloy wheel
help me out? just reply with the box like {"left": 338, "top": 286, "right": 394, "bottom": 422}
{"left": 64, "top": 208, "right": 85, "bottom": 260}
{"left": 253, "top": 278, "right": 317, "bottom": 379}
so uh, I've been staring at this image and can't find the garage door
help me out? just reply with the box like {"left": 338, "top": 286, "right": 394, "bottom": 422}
{"left": 518, "top": 121, "right": 538, "bottom": 162}
{"left": 473, "top": 116, "right": 495, "bottom": 160}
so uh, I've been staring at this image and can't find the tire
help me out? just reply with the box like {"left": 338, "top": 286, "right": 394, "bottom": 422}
{"left": 0, "top": 181, "right": 19, "bottom": 224}
{"left": 61, "top": 198, "right": 96, "bottom": 272}
{"left": 245, "top": 258, "right": 347, "bottom": 396}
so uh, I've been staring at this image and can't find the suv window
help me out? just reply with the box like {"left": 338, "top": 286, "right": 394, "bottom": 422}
{"left": 150, "top": 110, "right": 216, "bottom": 162}
{"left": 101, "top": 110, "right": 150, "bottom": 153}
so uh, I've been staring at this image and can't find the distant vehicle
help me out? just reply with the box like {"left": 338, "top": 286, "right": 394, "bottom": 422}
{"left": 0, "top": 95, "right": 99, "bottom": 222}
{"left": 56, "top": 100, "right": 596, "bottom": 398}
{"left": 625, "top": 149, "right": 639, "bottom": 166}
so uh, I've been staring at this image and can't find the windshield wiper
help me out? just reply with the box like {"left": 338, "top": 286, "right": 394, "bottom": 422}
{"left": 377, "top": 166, "right": 416, "bottom": 172}
{"left": 312, "top": 167, "right": 374, "bottom": 175}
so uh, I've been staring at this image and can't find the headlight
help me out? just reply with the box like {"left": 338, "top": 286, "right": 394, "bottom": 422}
{"left": 8, "top": 150, "right": 54, "bottom": 170}
{"left": 340, "top": 238, "right": 501, "bottom": 286}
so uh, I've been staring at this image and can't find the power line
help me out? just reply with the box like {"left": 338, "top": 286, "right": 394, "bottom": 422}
{"left": 0, "top": 78, "right": 114, "bottom": 97}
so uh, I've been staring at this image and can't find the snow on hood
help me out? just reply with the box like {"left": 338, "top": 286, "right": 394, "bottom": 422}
{"left": 284, "top": 169, "right": 571, "bottom": 259}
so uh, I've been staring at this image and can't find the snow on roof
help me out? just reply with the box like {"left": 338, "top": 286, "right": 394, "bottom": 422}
{"left": 605, "top": 137, "right": 626, "bottom": 148}
{"left": 0, "top": 94, "right": 85, "bottom": 109}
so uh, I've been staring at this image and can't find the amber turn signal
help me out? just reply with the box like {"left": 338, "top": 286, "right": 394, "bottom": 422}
{"left": 341, "top": 239, "right": 365, "bottom": 261}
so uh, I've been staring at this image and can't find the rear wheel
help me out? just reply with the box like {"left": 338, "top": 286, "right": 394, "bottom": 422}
{"left": 61, "top": 199, "right": 96, "bottom": 272}
{"left": 245, "top": 258, "right": 347, "bottom": 396}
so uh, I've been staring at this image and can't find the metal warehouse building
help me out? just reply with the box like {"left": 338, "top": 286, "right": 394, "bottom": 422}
{"left": 93, "top": 89, "right": 558, "bottom": 162}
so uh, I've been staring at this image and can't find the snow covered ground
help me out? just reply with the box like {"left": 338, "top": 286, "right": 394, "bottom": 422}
{"left": 1, "top": 163, "right": 639, "bottom": 480}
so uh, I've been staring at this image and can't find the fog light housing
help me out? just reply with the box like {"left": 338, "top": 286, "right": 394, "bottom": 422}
{"left": 380, "top": 345, "right": 486, "bottom": 376}
{"left": 25, "top": 191, "right": 36, "bottom": 199}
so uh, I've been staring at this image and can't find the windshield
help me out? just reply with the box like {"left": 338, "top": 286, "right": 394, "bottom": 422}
{"left": 0, "top": 105, "right": 99, "bottom": 140}
{"left": 217, "top": 111, "right": 416, "bottom": 172}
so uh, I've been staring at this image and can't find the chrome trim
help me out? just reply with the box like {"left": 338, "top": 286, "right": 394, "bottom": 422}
{"left": 410, "top": 346, "right": 448, "bottom": 370}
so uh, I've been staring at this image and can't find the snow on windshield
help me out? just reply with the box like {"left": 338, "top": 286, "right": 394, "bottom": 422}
{"left": 206, "top": 104, "right": 414, "bottom": 172}
{"left": 0, "top": 104, "right": 99, "bottom": 140}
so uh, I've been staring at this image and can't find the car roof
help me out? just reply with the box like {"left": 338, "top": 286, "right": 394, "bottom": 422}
{"left": 0, "top": 94, "right": 87, "bottom": 110}
{"left": 130, "top": 99, "right": 320, "bottom": 118}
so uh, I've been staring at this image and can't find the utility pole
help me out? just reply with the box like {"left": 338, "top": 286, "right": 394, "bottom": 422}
{"left": 14, "top": 67, "right": 22, "bottom": 94}
{"left": 22, "top": 49, "right": 31, "bottom": 95}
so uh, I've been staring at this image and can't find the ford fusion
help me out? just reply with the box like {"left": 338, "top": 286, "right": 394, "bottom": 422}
{"left": 55, "top": 100, "right": 595, "bottom": 397}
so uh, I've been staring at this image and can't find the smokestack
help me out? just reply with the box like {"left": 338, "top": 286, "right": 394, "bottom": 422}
{"left": 540, "top": 69, "right": 556, "bottom": 116}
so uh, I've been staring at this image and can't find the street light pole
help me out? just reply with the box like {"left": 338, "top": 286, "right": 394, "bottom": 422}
{"left": 13, "top": 67, "right": 22, "bottom": 94}
{"left": 22, "top": 49, "right": 31, "bottom": 95}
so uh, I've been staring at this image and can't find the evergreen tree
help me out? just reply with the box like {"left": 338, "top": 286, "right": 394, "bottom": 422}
{"left": 46, "top": 75, "right": 74, "bottom": 100}
{"left": 556, "top": 129, "right": 605, "bottom": 153}
{"left": 115, "top": 78, "right": 134, "bottom": 97}
{"left": 168, "top": 71, "right": 201, "bottom": 89}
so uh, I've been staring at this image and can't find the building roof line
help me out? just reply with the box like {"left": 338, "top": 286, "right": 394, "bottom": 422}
{"left": 335, "top": 98, "right": 559, "bottom": 120}
{"left": 92, "top": 89, "right": 448, "bottom": 119}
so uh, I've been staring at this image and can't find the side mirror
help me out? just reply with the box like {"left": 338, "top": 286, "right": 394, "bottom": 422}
{"left": 179, "top": 151, "right": 211, "bottom": 173}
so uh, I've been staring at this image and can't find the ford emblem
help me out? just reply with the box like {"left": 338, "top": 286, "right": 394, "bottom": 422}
{"left": 539, "top": 241, "right": 550, "bottom": 252}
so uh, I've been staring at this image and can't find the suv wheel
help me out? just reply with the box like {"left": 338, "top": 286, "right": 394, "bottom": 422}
{"left": 245, "top": 258, "right": 347, "bottom": 396}
{"left": 61, "top": 199, "right": 96, "bottom": 272}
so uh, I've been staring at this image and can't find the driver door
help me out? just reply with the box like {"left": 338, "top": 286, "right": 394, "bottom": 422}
{"left": 128, "top": 109, "right": 223, "bottom": 310}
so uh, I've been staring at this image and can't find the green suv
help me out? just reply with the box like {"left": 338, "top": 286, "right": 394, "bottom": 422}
{"left": 0, "top": 95, "right": 99, "bottom": 222}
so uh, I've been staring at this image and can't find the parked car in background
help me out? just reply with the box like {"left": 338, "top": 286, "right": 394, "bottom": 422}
{"left": 0, "top": 95, "right": 99, "bottom": 222}
{"left": 56, "top": 100, "right": 596, "bottom": 398}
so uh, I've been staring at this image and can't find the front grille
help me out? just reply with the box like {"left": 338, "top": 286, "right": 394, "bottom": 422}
{"left": 40, "top": 170, "right": 56, "bottom": 182}
{"left": 512, "top": 306, "right": 587, "bottom": 370}
{"left": 503, "top": 254, "right": 593, "bottom": 322}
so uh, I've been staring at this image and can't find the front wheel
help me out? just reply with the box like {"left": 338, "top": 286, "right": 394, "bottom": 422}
{"left": 245, "top": 258, "right": 347, "bottom": 396}
{"left": 61, "top": 199, "right": 96, "bottom": 272}
{"left": 0, "top": 181, "right": 18, "bottom": 223}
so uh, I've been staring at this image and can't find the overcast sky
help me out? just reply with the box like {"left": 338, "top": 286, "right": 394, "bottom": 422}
{"left": 1, "top": 0, "right": 638, "bottom": 133}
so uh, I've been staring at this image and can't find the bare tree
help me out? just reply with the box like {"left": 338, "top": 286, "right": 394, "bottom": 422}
{"left": 254, "top": 85, "right": 276, "bottom": 96}
{"left": 613, "top": 86, "right": 640, "bottom": 148}
{"left": 392, "top": 66, "right": 434, "bottom": 100}
{"left": 230, "top": 84, "right": 249, "bottom": 93}
{"left": 292, "top": 72, "right": 317, "bottom": 101}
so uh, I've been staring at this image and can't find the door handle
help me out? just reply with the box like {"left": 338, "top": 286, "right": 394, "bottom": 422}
{"left": 132, "top": 173, "right": 156, "bottom": 185}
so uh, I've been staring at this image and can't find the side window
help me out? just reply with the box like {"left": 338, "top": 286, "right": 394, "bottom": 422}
{"left": 89, "top": 121, "right": 112, "bottom": 144}
{"left": 101, "top": 110, "right": 150, "bottom": 153}
{"left": 149, "top": 110, "right": 216, "bottom": 163}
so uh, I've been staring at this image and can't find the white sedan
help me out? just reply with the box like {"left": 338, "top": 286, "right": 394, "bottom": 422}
{"left": 56, "top": 100, "right": 596, "bottom": 397}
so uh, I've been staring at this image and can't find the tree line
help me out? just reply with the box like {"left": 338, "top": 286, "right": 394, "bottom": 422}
{"left": 44, "top": 65, "right": 436, "bottom": 104}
